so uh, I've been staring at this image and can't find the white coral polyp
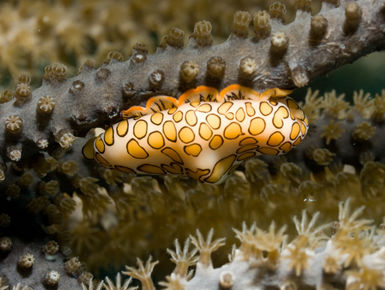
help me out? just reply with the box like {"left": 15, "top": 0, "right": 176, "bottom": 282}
{"left": 59, "top": 133, "right": 76, "bottom": 148}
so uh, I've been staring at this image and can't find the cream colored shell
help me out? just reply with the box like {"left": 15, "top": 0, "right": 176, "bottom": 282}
{"left": 83, "top": 85, "right": 308, "bottom": 183}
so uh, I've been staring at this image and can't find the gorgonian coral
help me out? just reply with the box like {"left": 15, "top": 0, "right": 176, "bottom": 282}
{"left": 0, "top": 1, "right": 385, "bottom": 289}
{"left": 0, "top": 0, "right": 384, "bottom": 183}
{"left": 99, "top": 200, "right": 385, "bottom": 289}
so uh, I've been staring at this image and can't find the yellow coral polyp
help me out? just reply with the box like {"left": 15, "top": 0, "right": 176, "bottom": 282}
{"left": 83, "top": 85, "right": 308, "bottom": 183}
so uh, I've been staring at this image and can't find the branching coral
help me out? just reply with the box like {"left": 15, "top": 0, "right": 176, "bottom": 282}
{"left": 1, "top": 0, "right": 300, "bottom": 84}
{"left": 0, "top": 0, "right": 384, "bottom": 182}
{"left": 2, "top": 86, "right": 385, "bottom": 285}
{"left": 0, "top": 1, "right": 385, "bottom": 289}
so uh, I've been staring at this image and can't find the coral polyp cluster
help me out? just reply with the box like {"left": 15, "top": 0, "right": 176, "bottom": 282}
{"left": 70, "top": 200, "right": 384, "bottom": 289}
{"left": 0, "top": 0, "right": 146, "bottom": 82}
{"left": 0, "top": 0, "right": 384, "bottom": 182}
{"left": 154, "top": 200, "right": 385, "bottom": 289}
{"left": 0, "top": 0, "right": 308, "bottom": 84}
{"left": 0, "top": 237, "right": 83, "bottom": 289}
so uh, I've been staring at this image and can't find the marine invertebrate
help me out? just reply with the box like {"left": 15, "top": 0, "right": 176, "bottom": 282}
{"left": 1, "top": 84, "right": 384, "bottom": 280}
{"left": 84, "top": 85, "right": 308, "bottom": 183}
{"left": 118, "top": 200, "right": 385, "bottom": 289}
{"left": 43, "top": 270, "right": 60, "bottom": 287}
{"left": 123, "top": 257, "right": 158, "bottom": 290}
{"left": 0, "top": 0, "right": 383, "bottom": 184}
{"left": 17, "top": 253, "right": 34, "bottom": 271}
{"left": 0, "top": 236, "right": 145, "bottom": 289}
{"left": 103, "top": 273, "right": 136, "bottom": 290}
{"left": 0, "top": 1, "right": 385, "bottom": 288}
{"left": 0, "top": 237, "right": 82, "bottom": 289}
{"left": 2, "top": 99, "right": 385, "bottom": 287}
{"left": 0, "top": 0, "right": 181, "bottom": 82}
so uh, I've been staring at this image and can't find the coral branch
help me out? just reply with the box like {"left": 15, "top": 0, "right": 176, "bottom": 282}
{"left": 0, "top": 0, "right": 384, "bottom": 173}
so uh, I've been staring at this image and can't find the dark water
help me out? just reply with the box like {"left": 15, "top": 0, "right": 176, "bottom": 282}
{"left": 294, "top": 50, "right": 385, "bottom": 101}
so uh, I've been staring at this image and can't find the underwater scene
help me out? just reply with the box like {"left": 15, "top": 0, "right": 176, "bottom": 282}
{"left": 1, "top": 0, "right": 385, "bottom": 289}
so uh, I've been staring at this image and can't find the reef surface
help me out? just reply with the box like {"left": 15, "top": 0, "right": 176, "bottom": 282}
{"left": 1, "top": 0, "right": 385, "bottom": 289}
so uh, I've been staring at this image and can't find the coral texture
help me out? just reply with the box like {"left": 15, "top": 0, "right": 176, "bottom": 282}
{"left": 0, "top": 0, "right": 384, "bottom": 182}
{"left": 0, "top": 237, "right": 80, "bottom": 289}
{"left": 0, "top": 0, "right": 385, "bottom": 289}
{"left": 0, "top": 236, "right": 141, "bottom": 289}
{"left": 154, "top": 200, "right": 385, "bottom": 289}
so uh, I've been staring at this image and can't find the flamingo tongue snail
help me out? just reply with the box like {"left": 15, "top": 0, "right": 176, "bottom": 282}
{"left": 82, "top": 84, "right": 308, "bottom": 184}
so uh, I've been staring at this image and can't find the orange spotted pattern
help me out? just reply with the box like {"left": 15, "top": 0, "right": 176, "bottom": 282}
{"left": 83, "top": 85, "right": 308, "bottom": 184}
